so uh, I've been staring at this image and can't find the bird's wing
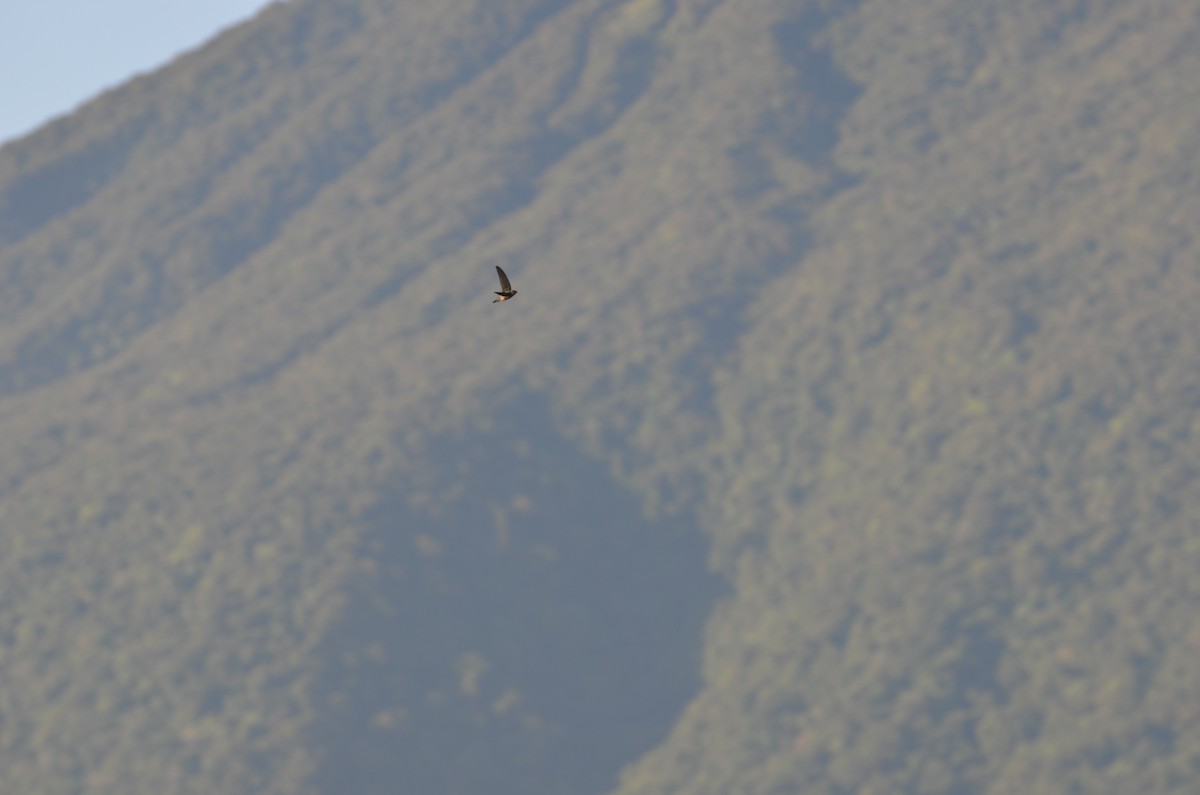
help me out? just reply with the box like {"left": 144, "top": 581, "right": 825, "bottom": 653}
{"left": 495, "top": 266, "right": 512, "bottom": 292}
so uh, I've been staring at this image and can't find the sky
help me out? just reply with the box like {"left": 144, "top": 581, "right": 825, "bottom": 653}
{"left": 0, "top": 1, "right": 275, "bottom": 145}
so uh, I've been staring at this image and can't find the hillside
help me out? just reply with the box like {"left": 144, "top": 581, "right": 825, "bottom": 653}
{"left": 0, "top": 0, "right": 1197, "bottom": 793}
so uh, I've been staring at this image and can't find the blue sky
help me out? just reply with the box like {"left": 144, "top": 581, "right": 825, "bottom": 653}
{"left": 1, "top": 1, "right": 274, "bottom": 145}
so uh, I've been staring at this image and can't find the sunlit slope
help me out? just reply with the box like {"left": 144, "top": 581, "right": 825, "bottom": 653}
{"left": 620, "top": 2, "right": 1200, "bottom": 794}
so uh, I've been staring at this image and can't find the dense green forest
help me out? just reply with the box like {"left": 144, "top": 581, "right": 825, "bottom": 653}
{"left": 0, "top": 0, "right": 1196, "bottom": 793}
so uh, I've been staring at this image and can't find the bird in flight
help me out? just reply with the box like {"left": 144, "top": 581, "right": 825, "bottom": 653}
{"left": 492, "top": 266, "right": 517, "bottom": 303}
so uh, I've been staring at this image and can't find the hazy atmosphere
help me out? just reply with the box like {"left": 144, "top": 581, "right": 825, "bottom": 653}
{"left": 0, "top": 1, "right": 1197, "bottom": 793}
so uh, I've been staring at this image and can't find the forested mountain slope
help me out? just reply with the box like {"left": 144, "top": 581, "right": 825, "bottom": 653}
{"left": 0, "top": 1, "right": 1195, "bottom": 793}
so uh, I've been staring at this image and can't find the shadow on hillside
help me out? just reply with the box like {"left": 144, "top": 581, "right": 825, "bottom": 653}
{"left": 309, "top": 398, "right": 722, "bottom": 795}
{"left": 770, "top": 5, "right": 863, "bottom": 187}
